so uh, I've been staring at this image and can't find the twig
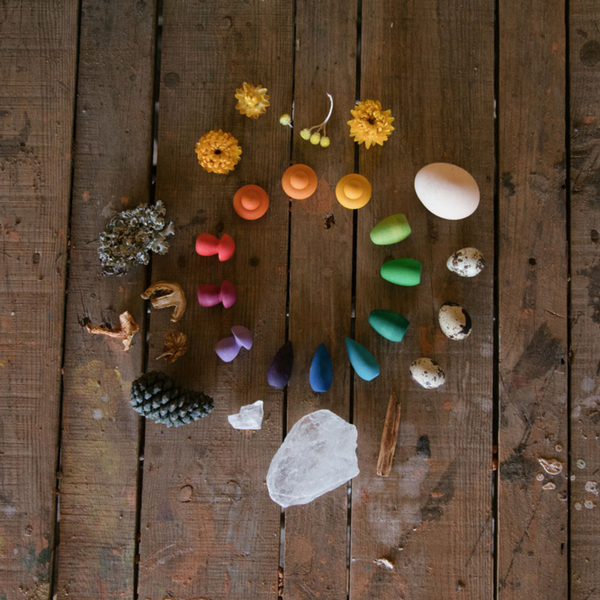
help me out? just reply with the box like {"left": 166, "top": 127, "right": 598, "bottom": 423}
{"left": 376, "top": 392, "right": 402, "bottom": 477}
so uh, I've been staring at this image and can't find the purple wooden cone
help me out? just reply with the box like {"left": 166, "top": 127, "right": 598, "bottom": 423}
{"left": 215, "top": 336, "right": 241, "bottom": 362}
{"left": 267, "top": 341, "right": 293, "bottom": 389}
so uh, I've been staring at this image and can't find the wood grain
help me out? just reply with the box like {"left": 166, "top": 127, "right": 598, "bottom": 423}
{"left": 56, "top": 0, "right": 157, "bottom": 597}
{"left": 136, "top": 1, "right": 294, "bottom": 598}
{"left": 498, "top": 1, "right": 568, "bottom": 597}
{"left": 283, "top": 0, "right": 357, "bottom": 597}
{"left": 0, "top": 1, "right": 79, "bottom": 596}
{"left": 569, "top": 1, "right": 600, "bottom": 597}
{"left": 351, "top": 1, "right": 495, "bottom": 598}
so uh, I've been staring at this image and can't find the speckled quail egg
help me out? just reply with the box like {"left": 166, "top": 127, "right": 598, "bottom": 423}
{"left": 410, "top": 358, "right": 446, "bottom": 389}
{"left": 438, "top": 303, "right": 473, "bottom": 340}
{"left": 446, "top": 247, "right": 485, "bottom": 277}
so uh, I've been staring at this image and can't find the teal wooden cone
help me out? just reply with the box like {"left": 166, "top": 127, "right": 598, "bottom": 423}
{"left": 345, "top": 338, "right": 380, "bottom": 381}
{"left": 370, "top": 213, "right": 411, "bottom": 245}
{"left": 380, "top": 258, "right": 422, "bottom": 286}
{"left": 369, "top": 309, "right": 409, "bottom": 342}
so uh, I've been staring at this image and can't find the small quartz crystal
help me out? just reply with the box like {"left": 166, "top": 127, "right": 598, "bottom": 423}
{"left": 228, "top": 401, "right": 264, "bottom": 431}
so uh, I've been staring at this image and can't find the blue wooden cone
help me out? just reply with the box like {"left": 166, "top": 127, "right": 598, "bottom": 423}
{"left": 309, "top": 343, "right": 333, "bottom": 393}
{"left": 345, "top": 338, "right": 380, "bottom": 381}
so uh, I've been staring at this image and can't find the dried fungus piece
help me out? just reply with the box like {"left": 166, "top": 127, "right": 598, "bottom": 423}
{"left": 85, "top": 311, "right": 139, "bottom": 350}
{"left": 142, "top": 281, "right": 186, "bottom": 322}
{"left": 538, "top": 457, "right": 563, "bottom": 476}
{"left": 156, "top": 331, "right": 188, "bottom": 364}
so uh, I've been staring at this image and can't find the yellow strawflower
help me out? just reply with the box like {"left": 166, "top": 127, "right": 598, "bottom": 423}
{"left": 235, "top": 82, "right": 270, "bottom": 119}
{"left": 348, "top": 99, "right": 394, "bottom": 148}
{"left": 195, "top": 130, "right": 242, "bottom": 175}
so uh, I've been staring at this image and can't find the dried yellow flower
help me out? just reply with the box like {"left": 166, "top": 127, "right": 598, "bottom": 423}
{"left": 348, "top": 99, "right": 395, "bottom": 149}
{"left": 235, "top": 82, "right": 270, "bottom": 119}
{"left": 195, "top": 130, "right": 242, "bottom": 175}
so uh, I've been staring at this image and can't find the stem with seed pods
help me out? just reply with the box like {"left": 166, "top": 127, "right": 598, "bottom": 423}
{"left": 300, "top": 93, "right": 333, "bottom": 147}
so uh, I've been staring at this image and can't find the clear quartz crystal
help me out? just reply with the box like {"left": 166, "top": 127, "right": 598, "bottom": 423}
{"left": 267, "top": 409, "right": 359, "bottom": 508}
{"left": 228, "top": 400, "right": 264, "bottom": 430}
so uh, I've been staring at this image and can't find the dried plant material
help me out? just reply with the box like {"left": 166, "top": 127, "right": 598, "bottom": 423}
{"left": 374, "top": 558, "right": 395, "bottom": 570}
{"left": 142, "top": 281, "right": 186, "bottom": 322}
{"left": 536, "top": 473, "right": 544, "bottom": 481}
{"left": 348, "top": 99, "right": 394, "bottom": 148}
{"left": 377, "top": 392, "right": 401, "bottom": 477}
{"left": 584, "top": 500, "right": 596, "bottom": 509}
{"left": 195, "top": 129, "right": 242, "bottom": 174}
{"left": 98, "top": 200, "right": 174, "bottom": 276}
{"left": 542, "top": 482, "right": 556, "bottom": 491}
{"left": 157, "top": 331, "right": 188, "bottom": 363}
{"left": 235, "top": 82, "right": 270, "bottom": 119}
{"left": 575, "top": 502, "right": 582, "bottom": 511}
{"left": 85, "top": 311, "right": 139, "bottom": 350}
{"left": 538, "top": 457, "right": 563, "bottom": 475}
{"left": 585, "top": 481, "right": 599, "bottom": 495}
{"left": 577, "top": 459, "right": 586, "bottom": 469}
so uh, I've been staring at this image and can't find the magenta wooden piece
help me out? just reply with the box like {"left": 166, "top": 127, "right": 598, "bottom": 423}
{"left": 195, "top": 233, "right": 235, "bottom": 261}
{"left": 197, "top": 280, "right": 237, "bottom": 308}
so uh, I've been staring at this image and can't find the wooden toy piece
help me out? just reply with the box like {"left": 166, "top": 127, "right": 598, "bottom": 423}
{"left": 369, "top": 309, "right": 410, "bottom": 342}
{"left": 233, "top": 184, "right": 269, "bottom": 220}
{"left": 335, "top": 174, "right": 372, "bottom": 209}
{"left": 380, "top": 258, "right": 422, "bottom": 286}
{"left": 282, "top": 164, "right": 318, "bottom": 200}
{"left": 345, "top": 338, "right": 380, "bottom": 381}
{"left": 215, "top": 325, "right": 253, "bottom": 362}
{"left": 195, "top": 233, "right": 235, "bottom": 261}
{"left": 197, "top": 280, "right": 237, "bottom": 308}
{"left": 268, "top": 340, "right": 293, "bottom": 388}
{"left": 370, "top": 214, "right": 411, "bottom": 245}
{"left": 309, "top": 343, "right": 333, "bottom": 393}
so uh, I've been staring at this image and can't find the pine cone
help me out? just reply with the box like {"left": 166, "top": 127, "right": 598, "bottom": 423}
{"left": 130, "top": 371, "right": 214, "bottom": 427}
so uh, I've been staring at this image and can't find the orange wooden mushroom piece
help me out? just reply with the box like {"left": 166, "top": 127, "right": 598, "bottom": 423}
{"left": 281, "top": 164, "right": 318, "bottom": 200}
{"left": 233, "top": 184, "right": 269, "bottom": 220}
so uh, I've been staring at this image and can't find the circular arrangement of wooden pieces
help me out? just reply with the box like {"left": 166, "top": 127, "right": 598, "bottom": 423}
{"left": 193, "top": 161, "right": 484, "bottom": 388}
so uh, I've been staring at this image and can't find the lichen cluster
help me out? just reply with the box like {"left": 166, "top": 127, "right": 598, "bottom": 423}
{"left": 98, "top": 200, "right": 174, "bottom": 276}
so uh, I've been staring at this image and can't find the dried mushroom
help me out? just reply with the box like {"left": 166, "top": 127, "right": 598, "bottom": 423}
{"left": 85, "top": 311, "right": 139, "bottom": 350}
{"left": 142, "top": 281, "right": 186, "bottom": 322}
{"left": 98, "top": 200, "right": 174, "bottom": 276}
{"left": 156, "top": 331, "right": 188, "bottom": 364}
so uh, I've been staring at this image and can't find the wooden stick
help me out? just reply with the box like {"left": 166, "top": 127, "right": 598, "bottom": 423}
{"left": 376, "top": 392, "right": 402, "bottom": 477}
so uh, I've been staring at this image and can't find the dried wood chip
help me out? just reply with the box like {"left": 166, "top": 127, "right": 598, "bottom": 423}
{"left": 538, "top": 457, "right": 563, "bottom": 475}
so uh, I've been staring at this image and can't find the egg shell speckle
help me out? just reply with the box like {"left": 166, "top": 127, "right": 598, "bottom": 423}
{"left": 410, "top": 358, "right": 446, "bottom": 389}
{"left": 438, "top": 302, "right": 472, "bottom": 341}
{"left": 446, "top": 247, "right": 485, "bottom": 278}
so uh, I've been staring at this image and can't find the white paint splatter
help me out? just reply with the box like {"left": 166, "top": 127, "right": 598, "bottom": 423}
{"left": 101, "top": 394, "right": 109, "bottom": 403}
{"left": 582, "top": 377, "right": 596, "bottom": 393}
{"left": 3, "top": 506, "right": 16, "bottom": 517}
{"left": 92, "top": 409, "right": 104, "bottom": 420}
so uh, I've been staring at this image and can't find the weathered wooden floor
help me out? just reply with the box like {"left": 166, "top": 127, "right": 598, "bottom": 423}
{"left": 1, "top": 0, "right": 599, "bottom": 598}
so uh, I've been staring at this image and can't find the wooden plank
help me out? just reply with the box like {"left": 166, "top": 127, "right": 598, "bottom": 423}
{"left": 136, "top": 1, "right": 294, "bottom": 598}
{"left": 283, "top": 0, "right": 356, "bottom": 597}
{"left": 569, "top": 2, "right": 600, "bottom": 597}
{"left": 498, "top": 1, "right": 568, "bottom": 598}
{"left": 0, "top": 1, "right": 79, "bottom": 596}
{"left": 56, "top": 1, "right": 157, "bottom": 598}
{"left": 351, "top": 1, "right": 495, "bottom": 598}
